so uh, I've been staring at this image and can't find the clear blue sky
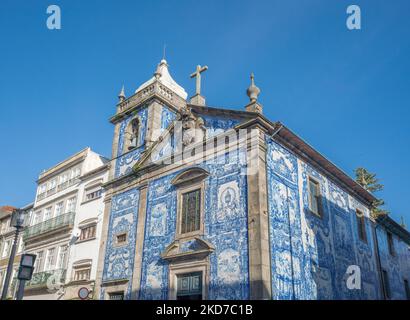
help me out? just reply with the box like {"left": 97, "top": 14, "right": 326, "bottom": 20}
{"left": 0, "top": 0, "right": 409, "bottom": 225}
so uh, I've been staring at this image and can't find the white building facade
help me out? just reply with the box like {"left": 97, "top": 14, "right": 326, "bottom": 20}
{"left": 23, "top": 147, "right": 109, "bottom": 300}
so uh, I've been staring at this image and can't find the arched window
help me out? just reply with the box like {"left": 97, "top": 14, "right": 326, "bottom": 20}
{"left": 124, "top": 117, "right": 140, "bottom": 152}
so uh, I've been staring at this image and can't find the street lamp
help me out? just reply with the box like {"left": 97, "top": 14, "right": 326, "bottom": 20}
{"left": 1, "top": 208, "right": 26, "bottom": 300}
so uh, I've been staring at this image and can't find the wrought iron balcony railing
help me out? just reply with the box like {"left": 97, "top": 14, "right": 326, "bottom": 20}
{"left": 25, "top": 269, "right": 66, "bottom": 289}
{"left": 36, "top": 192, "right": 46, "bottom": 201}
{"left": 23, "top": 212, "right": 75, "bottom": 240}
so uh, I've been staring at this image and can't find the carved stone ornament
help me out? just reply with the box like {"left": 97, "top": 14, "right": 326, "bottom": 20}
{"left": 180, "top": 107, "right": 206, "bottom": 147}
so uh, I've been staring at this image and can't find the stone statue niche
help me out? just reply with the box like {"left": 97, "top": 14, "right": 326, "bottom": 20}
{"left": 125, "top": 117, "right": 140, "bottom": 151}
{"left": 181, "top": 107, "right": 206, "bottom": 147}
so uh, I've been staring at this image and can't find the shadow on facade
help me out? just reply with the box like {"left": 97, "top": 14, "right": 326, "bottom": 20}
{"left": 303, "top": 196, "right": 381, "bottom": 300}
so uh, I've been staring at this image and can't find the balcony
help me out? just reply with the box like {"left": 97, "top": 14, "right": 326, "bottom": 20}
{"left": 57, "top": 178, "right": 79, "bottom": 192}
{"left": 46, "top": 187, "right": 57, "bottom": 197}
{"left": 26, "top": 269, "right": 66, "bottom": 289}
{"left": 36, "top": 192, "right": 46, "bottom": 201}
{"left": 36, "top": 178, "right": 80, "bottom": 202}
{"left": 23, "top": 212, "right": 75, "bottom": 240}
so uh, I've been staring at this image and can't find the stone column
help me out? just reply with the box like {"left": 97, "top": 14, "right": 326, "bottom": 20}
{"left": 145, "top": 100, "right": 163, "bottom": 148}
{"left": 246, "top": 127, "right": 271, "bottom": 299}
{"left": 109, "top": 122, "right": 122, "bottom": 180}
{"left": 130, "top": 183, "right": 148, "bottom": 299}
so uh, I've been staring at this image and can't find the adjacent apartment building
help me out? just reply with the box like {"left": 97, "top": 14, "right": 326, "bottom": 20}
{"left": 23, "top": 147, "right": 109, "bottom": 300}
{"left": 0, "top": 203, "right": 33, "bottom": 299}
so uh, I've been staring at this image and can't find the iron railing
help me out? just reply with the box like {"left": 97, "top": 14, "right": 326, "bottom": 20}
{"left": 26, "top": 269, "right": 66, "bottom": 289}
{"left": 23, "top": 212, "right": 75, "bottom": 240}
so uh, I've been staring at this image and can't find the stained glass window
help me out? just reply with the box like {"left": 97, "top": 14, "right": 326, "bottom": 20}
{"left": 181, "top": 189, "right": 201, "bottom": 234}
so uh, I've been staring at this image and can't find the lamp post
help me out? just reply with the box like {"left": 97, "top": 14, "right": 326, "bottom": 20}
{"left": 1, "top": 208, "right": 25, "bottom": 300}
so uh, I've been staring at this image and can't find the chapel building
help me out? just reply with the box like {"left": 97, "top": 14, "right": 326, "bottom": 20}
{"left": 95, "top": 59, "right": 410, "bottom": 300}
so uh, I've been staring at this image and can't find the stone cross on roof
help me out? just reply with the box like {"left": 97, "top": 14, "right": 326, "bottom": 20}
{"left": 189, "top": 65, "right": 208, "bottom": 106}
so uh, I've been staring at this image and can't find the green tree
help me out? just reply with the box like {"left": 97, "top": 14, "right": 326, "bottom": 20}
{"left": 355, "top": 167, "right": 388, "bottom": 218}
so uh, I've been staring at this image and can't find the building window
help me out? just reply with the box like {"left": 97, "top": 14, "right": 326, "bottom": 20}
{"left": 48, "top": 179, "right": 57, "bottom": 195}
{"left": 180, "top": 189, "right": 201, "bottom": 234}
{"left": 55, "top": 201, "right": 64, "bottom": 216}
{"left": 109, "top": 291, "right": 124, "bottom": 300}
{"left": 44, "top": 207, "right": 53, "bottom": 221}
{"left": 45, "top": 248, "right": 56, "bottom": 271}
{"left": 387, "top": 231, "right": 395, "bottom": 256}
{"left": 79, "top": 225, "right": 96, "bottom": 241}
{"left": 0, "top": 270, "right": 4, "bottom": 288}
{"left": 382, "top": 269, "right": 391, "bottom": 299}
{"left": 176, "top": 272, "right": 203, "bottom": 300}
{"left": 34, "top": 251, "right": 44, "bottom": 273}
{"left": 2, "top": 240, "right": 11, "bottom": 258}
{"left": 56, "top": 245, "right": 68, "bottom": 269}
{"left": 172, "top": 168, "right": 208, "bottom": 238}
{"left": 0, "top": 221, "right": 6, "bottom": 234}
{"left": 32, "top": 211, "right": 42, "bottom": 226}
{"left": 17, "top": 236, "right": 24, "bottom": 253}
{"left": 70, "top": 167, "right": 81, "bottom": 181}
{"left": 37, "top": 184, "right": 47, "bottom": 199}
{"left": 115, "top": 233, "right": 127, "bottom": 246}
{"left": 356, "top": 209, "right": 367, "bottom": 242}
{"left": 85, "top": 188, "right": 102, "bottom": 202}
{"left": 66, "top": 197, "right": 77, "bottom": 213}
{"left": 404, "top": 279, "right": 410, "bottom": 300}
{"left": 74, "top": 268, "right": 91, "bottom": 282}
{"left": 308, "top": 177, "right": 322, "bottom": 217}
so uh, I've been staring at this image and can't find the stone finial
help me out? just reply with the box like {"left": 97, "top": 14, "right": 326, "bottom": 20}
{"left": 154, "top": 60, "right": 167, "bottom": 79}
{"left": 245, "top": 73, "right": 263, "bottom": 113}
{"left": 247, "top": 73, "right": 260, "bottom": 102}
{"left": 118, "top": 85, "right": 126, "bottom": 102}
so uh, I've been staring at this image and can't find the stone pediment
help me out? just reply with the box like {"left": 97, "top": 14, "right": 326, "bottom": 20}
{"left": 171, "top": 167, "right": 209, "bottom": 186}
{"left": 161, "top": 237, "right": 215, "bottom": 263}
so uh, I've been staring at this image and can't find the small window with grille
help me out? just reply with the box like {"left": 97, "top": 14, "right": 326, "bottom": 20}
{"left": 109, "top": 291, "right": 124, "bottom": 300}
{"left": 308, "top": 176, "right": 323, "bottom": 217}
{"left": 115, "top": 232, "right": 128, "bottom": 246}
{"left": 180, "top": 189, "right": 201, "bottom": 235}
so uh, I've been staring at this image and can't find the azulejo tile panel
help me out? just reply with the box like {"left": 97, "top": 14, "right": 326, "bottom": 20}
{"left": 201, "top": 115, "right": 241, "bottom": 139}
{"left": 267, "top": 138, "right": 310, "bottom": 299}
{"left": 102, "top": 188, "right": 140, "bottom": 299}
{"left": 139, "top": 148, "right": 249, "bottom": 300}
{"left": 376, "top": 227, "right": 410, "bottom": 299}
{"left": 266, "top": 137, "right": 381, "bottom": 300}
{"left": 161, "top": 105, "right": 177, "bottom": 131}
